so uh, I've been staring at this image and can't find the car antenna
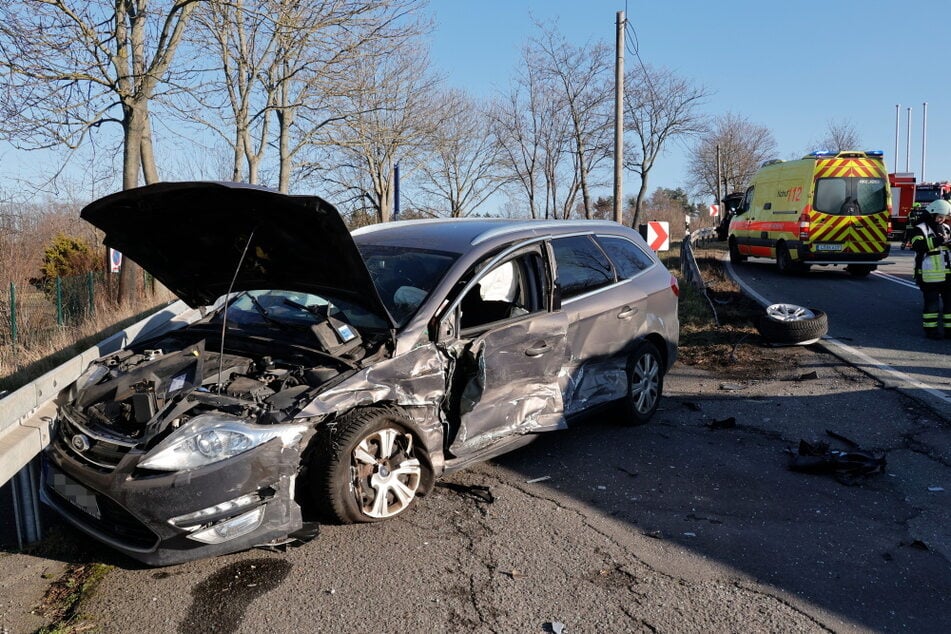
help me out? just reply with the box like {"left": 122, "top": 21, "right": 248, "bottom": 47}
{"left": 217, "top": 228, "right": 257, "bottom": 391}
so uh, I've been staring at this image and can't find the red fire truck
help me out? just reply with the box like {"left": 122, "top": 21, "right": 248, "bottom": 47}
{"left": 887, "top": 173, "right": 951, "bottom": 239}
{"left": 887, "top": 173, "right": 915, "bottom": 239}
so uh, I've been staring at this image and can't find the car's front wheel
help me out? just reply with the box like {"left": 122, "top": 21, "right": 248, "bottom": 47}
{"left": 311, "top": 406, "right": 429, "bottom": 523}
{"left": 622, "top": 341, "right": 664, "bottom": 425}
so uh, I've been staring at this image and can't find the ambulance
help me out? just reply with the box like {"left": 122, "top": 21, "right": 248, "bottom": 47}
{"left": 727, "top": 150, "right": 891, "bottom": 277}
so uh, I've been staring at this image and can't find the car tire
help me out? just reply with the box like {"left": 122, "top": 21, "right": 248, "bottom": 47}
{"left": 756, "top": 304, "right": 828, "bottom": 345}
{"left": 310, "top": 406, "right": 429, "bottom": 524}
{"left": 621, "top": 341, "right": 664, "bottom": 425}
{"left": 776, "top": 243, "right": 795, "bottom": 274}
{"left": 846, "top": 264, "right": 874, "bottom": 277}
{"left": 729, "top": 238, "right": 747, "bottom": 263}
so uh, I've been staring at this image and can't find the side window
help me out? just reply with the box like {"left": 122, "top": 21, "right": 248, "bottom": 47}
{"left": 459, "top": 252, "right": 545, "bottom": 331}
{"left": 595, "top": 235, "right": 655, "bottom": 279}
{"left": 550, "top": 235, "right": 614, "bottom": 300}
{"left": 740, "top": 186, "right": 754, "bottom": 214}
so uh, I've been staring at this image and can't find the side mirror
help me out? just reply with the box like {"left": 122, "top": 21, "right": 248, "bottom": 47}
{"left": 429, "top": 312, "right": 456, "bottom": 343}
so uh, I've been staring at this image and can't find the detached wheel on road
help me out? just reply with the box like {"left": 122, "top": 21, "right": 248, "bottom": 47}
{"left": 621, "top": 341, "right": 664, "bottom": 425}
{"left": 310, "top": 406, "right": 429, "bottom": 523}
{"left": 756, "top": 303, "right": 828, "bottom": 345}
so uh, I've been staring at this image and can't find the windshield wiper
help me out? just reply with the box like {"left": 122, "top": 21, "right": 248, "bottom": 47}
{"left": 245, "top": 293, "right": 293, "bottom": 329}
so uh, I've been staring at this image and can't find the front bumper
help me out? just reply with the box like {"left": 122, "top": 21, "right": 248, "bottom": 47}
{"left": 41, "top": 434, "right": 306, "bottom": 566}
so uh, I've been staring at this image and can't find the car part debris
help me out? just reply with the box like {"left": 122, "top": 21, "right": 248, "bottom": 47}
{"left": 787, "top": 432, "right": 886, "bottom": 483}
{"left": 757, "top": 304, "right": 828, "bottom": 345}
{"left": 436, "top": 482, "right": 495, "bottom": 504}
{"left": 526, "top": 475, "right": 551, "bottom": 484}
{"left": 707, "top": 417, "right": 736, "bottom": 430}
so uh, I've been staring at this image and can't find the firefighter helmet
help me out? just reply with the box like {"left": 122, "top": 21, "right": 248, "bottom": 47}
{"left": 926, "top": 199, "right": 951, "bottom": 217}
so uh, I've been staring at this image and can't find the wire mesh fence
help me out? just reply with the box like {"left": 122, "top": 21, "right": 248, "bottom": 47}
{"left": 1, "top": 271, "right": 163, "bottom": 378}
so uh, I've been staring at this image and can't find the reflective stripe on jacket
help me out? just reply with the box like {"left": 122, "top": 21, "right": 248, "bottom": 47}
{"left": 909, "top": 222, "right": 949, "bottom": 284}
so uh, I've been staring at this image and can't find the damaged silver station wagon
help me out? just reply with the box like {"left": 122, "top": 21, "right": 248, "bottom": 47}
{"left": 41, "top": 182, "right": 679, "bottom": 565}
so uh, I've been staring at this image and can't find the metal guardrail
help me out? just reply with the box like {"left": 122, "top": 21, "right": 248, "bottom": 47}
{"left": 680, "top": 227, "right": 716, "bottom": 290}
{"left": 0, "top": 300, "right": 199, "bottom": 546}
{"left": 680, "top": 227, "right": 720, "bottom": 326}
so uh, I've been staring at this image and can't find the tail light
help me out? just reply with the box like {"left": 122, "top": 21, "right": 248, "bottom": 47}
{"left": 798, "top": 214, "right": 810, "bottom": 241}
{"left": 670, "top": 274, "right": 680, "bottom": 297}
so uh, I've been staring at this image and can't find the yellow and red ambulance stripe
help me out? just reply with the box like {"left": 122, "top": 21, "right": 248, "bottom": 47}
{"left": 807, "top": 208, "right": 888, "bottom": 254}
{"left": 814, "top": 158, "right": 887, "bottom": 179}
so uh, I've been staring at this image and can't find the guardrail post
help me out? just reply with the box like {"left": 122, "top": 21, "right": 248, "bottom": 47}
{"left": 56, "top": 276, "right": 63, "bottom": 326}
{"left": 11, "top": 459, "right": 42, "bottom": 548}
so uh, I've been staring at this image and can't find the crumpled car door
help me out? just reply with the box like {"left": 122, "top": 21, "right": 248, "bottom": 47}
{"left": 446, "top": 311, "right": 569, "bottom": 457}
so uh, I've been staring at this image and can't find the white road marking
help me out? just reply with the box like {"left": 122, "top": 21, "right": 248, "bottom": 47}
{"left": 822, "top": 337, "right": 951, "bottom": 406}
{"left": 871, "top": 270, "right": 919, "bottom": 290}
{"left": 724, "top": 255, "right": 950, "bottom": 409}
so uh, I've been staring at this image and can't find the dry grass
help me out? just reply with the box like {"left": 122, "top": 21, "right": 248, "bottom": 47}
{"left": 671, "top": 241, "right": 806, "bottom": 380}
{"left": 0, "top": 289, "right": 176, "bottom": 394}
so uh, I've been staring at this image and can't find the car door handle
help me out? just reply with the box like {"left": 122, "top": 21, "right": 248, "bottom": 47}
{"left": 525, "top": 342, "right": 551, "bottom": 357}
{"left": 617, "top": 306, "right": 638, "bottom": 320}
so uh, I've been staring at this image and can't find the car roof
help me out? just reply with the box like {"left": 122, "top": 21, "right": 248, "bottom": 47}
{"left": 352, "top": 218, "right": 631, "bottom": 253}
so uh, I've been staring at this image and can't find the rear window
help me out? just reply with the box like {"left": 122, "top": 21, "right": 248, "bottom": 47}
{"left": 551, "top": 235, "right": 614, "bottom": 299}
{"left": 595, "top": 235, "right": 655, "bottom": 279}
{"left": 814, "top": 177, "right": 886, "bottom": 215}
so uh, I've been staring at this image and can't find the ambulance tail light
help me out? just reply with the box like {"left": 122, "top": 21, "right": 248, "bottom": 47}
{"left": 669, "top": 274, "right": 680, "bottom": 297}
{"left": 799, "top": 215, "right": 811, "bottom": 241}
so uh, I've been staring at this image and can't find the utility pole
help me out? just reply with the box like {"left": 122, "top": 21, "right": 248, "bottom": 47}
{"left": 715, "top": 144, "right": 722, "bottom": 223}
{"left": 921, "top": 102, "right": 928, "bottom": 181}
{"left": 613, "top": 10, "right": 624, "bottom": 224}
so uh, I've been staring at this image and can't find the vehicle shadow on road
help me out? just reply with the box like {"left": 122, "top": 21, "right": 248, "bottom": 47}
{"left": 481, "top": 375, "right": 951, "bottom": 633}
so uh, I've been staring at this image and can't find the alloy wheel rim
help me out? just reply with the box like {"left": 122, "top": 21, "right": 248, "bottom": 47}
{"left": 351, "top": 427, "right": 421, "bottom": 519}
{"left": 631, "top": 353, "right": 660, "bottom": 414}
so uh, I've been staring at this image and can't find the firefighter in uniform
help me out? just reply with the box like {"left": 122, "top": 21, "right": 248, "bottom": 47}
{"left": 908, "top": 199, "right": 951, "bottom": 338}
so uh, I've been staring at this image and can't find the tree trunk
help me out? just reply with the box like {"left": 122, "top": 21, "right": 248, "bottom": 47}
{"left": 631, "top": 172, "right": 649, "bottom": 229}
{"left": 116, "top": 103, "right": 148, "bottom": 305}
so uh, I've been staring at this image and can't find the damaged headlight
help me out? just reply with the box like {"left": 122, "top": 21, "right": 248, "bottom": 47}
{"left": 139, "top": 413, "right": 307, "bottom": 471}
{"left": 75, "top": 363, "right": 109, "bottom": 392}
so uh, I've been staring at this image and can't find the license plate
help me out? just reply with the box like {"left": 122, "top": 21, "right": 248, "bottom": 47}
{"left": 49, "top": 468, "right": 101, "bottom": 519}
{"left": 815, "top": 243, "right": 843, "bottom": 251}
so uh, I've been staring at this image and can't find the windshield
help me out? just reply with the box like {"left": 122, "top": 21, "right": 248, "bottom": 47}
{"left": 213, "top": 289, "right": 389, "bottom": 333}
{"left": 357, "top": 244, "right": 459, "bottom": 326}
{"left": 915, "top": 188, "right": 945, "bottom": 205}
{"left": 813, "top": 177, "right": 887, "bottom": 215}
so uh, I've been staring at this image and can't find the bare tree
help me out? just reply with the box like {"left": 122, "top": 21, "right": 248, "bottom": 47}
{"left": 530, "top": 23, "right": 613, "bottom": 219}
{"left": 687, "top": 112, "right": 777, "bottom": 201}
{"left": 490, "top": 80, "right": 545, "bottom": 219}
{"left": 183, "top": 0, "right": 427, "bottom": 192}
{"left": 0, "top": 0, "right": 199, "bottom": 303}
{"left": 492, "top": 45, "right": 581, "bottom": 220}
{"left": 415, "top": 90, "right": 507, "bottom": 217}
{"left": 316, "top": 44, "right": 442, "bottom": 223}
{"left": 623, "top": 63, "right": 708, "bottom": 228}
{"left": 812, "top": 118, "right": 862, "bottom": 154}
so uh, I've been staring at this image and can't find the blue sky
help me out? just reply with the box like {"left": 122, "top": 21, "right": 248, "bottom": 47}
{"left": 426, "top": 0, "right": 950, "bottom": 205}
{"left": 2, "top": 1, "right": 946, "bottom": 210}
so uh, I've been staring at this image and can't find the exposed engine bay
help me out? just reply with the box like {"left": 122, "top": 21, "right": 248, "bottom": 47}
{"left": 60, "top": 325, "right": 379, "bottom": 456}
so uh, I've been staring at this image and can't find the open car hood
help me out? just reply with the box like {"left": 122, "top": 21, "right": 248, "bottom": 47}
{"left": 82, "top": 182, "right": 396, "bottom": 327}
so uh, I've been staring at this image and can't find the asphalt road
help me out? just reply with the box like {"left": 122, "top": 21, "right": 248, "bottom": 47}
{"left": 727, "top": 245, "right": 951, "bottom": 420}
{"left": 3, "top": 243, "right": 950, "bottom": 634}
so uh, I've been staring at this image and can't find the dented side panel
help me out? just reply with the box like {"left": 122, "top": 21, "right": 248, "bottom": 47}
{"left": 448, "top": 311, "right": 569, "bottom": 455}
